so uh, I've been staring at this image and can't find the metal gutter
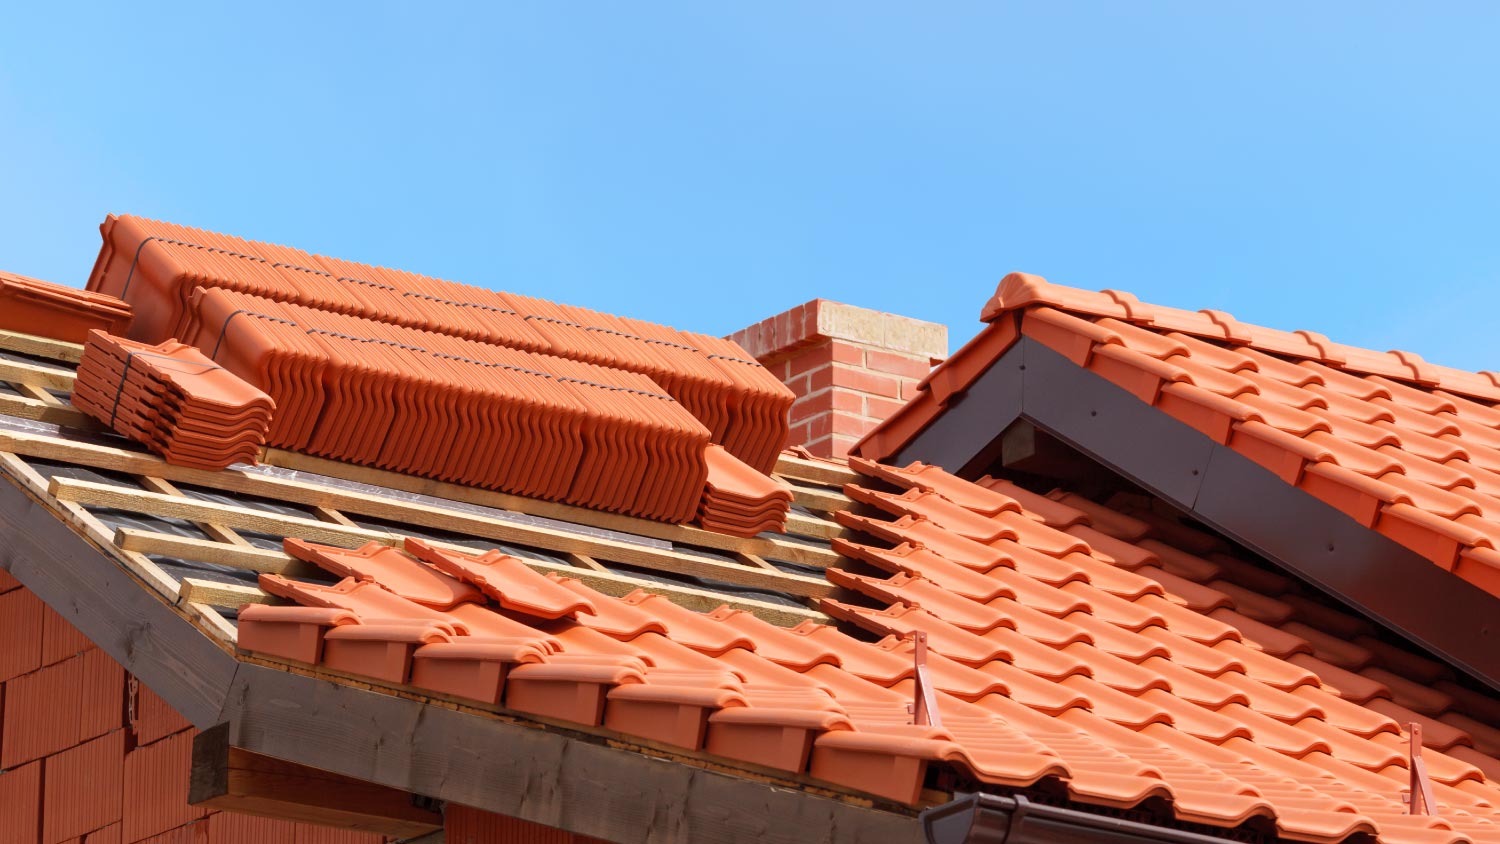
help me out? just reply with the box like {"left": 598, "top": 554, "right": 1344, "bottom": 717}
{"left": 921, "top": 795, "right": 1251, "bottom": 844}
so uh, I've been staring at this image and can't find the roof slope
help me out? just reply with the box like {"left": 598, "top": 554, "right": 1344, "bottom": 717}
{"left": 231, "top": 450, "right": 1500, "bottom": 844}
{"left": 858, "top": 273, "right": 1500, "bottom": 599}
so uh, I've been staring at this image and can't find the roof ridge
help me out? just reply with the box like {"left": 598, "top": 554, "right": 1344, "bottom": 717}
{"left": 980, "top": 272, "right": 1500, "bottom": 403}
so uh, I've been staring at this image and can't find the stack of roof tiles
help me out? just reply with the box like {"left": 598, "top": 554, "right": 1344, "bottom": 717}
{"left": 0, "top": 270, "right": 131, "bottom": 343}
{"left": 697, "top": 444, "right": 793, "bottom": 536}
{"left": 71, "top": 331, "right": 273, "bottom": 470}
{"left": 85, "top": 214, "right": 793, "bottom": 474}
{"left": 177, "top": 286, "right": 710, "bottom": 522}
{"left": 859, "top": 273, "right": 1500, "bottom": 599}
{"left": 235, "top": 455, "right": 1500, "bottom": 844}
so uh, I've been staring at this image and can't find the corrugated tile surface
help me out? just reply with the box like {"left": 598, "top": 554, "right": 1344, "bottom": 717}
{"left": 86, "top": 214, "right": 792, "bottom": 474}
{"left": 0, "top": 761, "right": 41, "bottom": 844}
{"left": 238, "top": 456, "right": 1500, "bottom": 843}
{"left": 83, "top": 823, "right": 120, "bottom": 844}
{"left": 858, "top": 273, "right": 1500, "bottom": 600}
{"left": 122, "top": 730, "right": 207, "bottom": 842}
{"left": 1, "top": 647, "right": 124, "bottom": 767}
{"left": 204, "top": 813, "right": 295, "bottom": 844}
{"left": 42, "top": 729, "right": 125, "bottom": 844}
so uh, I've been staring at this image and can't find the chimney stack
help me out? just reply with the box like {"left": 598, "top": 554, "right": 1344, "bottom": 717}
{"left": 728, "top": 300, "right": 947, "bottom": 458}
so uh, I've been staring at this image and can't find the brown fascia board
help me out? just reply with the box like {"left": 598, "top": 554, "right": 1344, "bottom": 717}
{"left": 0, "top": 475, "right": 920, "bottom": 844}
{"left": 891, "top": 335, "right": 1500, "bottom": 693}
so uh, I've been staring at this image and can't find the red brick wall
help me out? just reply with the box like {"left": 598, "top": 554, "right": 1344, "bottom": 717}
{"left": 0, "top": 575, "right": 386, "bottom": 844}
{"left": 727, "top": 299, "right": 947, "bottom": 458}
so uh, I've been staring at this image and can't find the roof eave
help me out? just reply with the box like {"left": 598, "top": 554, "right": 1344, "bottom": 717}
{"left": 0, "top": 472, "right": 921, "bottom": 844}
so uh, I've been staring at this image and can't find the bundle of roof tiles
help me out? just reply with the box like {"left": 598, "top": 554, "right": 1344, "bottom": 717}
{"left": 178, "top": 286, "right": 711, "bottom": 522}
{"left": 234, "top": 456, "right": 1500, "bottom": 844}
{"left": 85, "top": 214, "right": 792, "bottom": 474}
{"left": 0, "top": 271, "right": 131, "bottom": 343}
{"left": 697, "top": 444, "right": 792, "bottom": 536}
{"left": 70, "top": 330, "right": 273, "bottom": 469}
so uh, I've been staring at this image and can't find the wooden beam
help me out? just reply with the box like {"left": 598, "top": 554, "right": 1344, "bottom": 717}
{"left": 773, "top": 452, "right": 860, "bottom": 488}
{"left": 48, "top": 474, "right": 835, "bottom": 599}
{"left": 220, "top": 664, "right": 921, "bottom": 844}
{"left": 259, "top": 447, "right": 839, "bottom": 567}
{"left": 0, "top": 393, "right": 100, "bottom": 429}
{"left": 139, "top": 476, "right": 254, "bottom": 548}
{"left": 114, "top": 528, "right": 315, "bottom": 576}
{"left": 0, "top": 429, "right": 840, "bottom": 568}
{"left": 0, "top": 358, "right": 76, "bottom": 392}
{"left": 179, "top": 578, "right": 272, "bottom": 608}
{"left": 130, "top": 526, "right": 823, "bottom": 626}
{"left": 190, "top": 725, "right": 443, "bottom": 838}
{"left": 783, "top": 480, "right": 852, "bottom": 514}
{"left": 0, "top": 328, "right": 85, "bottom": 363}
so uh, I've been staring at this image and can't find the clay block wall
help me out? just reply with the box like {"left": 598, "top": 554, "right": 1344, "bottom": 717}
{"left": 0, "top": 570, "right": 385, "bottom": 844}
{"left": 727, "top": 299, "right": 947, "bottom": 458}
{"left": 444, "top": 805, "right": 608, "bottom": 844}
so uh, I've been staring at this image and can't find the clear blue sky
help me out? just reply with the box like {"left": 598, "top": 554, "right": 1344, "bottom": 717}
{"left": 3, "top": 4, "right": 1498, "bottom": 369}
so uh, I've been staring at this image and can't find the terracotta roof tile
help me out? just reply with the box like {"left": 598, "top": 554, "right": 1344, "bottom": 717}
{"left": 87, "top": 214, "right": 792, "bottom": 476}
{"left": 0, "top": 270, "right": 131, "bottom": 343}
{"left": 222, "top": 445, "right": 1500, "bottom": 842}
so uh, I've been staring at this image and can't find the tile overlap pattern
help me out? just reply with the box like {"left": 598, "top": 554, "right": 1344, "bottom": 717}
{"left": 238, "top": 455, "right": 1500, "bottom": 844}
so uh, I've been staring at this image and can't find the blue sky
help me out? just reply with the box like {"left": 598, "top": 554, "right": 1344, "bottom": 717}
{"left": 2, "top": 4, "right": 1498, "bottom": 368}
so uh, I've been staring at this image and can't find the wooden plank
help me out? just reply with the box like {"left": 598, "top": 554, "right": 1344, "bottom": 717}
{"left": 115, "top": 528, "right": 312, "bottom": 575}
{"left": 0, "top": 358, "right": 76, "bottom": 392}
{"left": 311, "top": 505, "right": 359, "bottom": 527}
{"left": 117, "top": 525, "right": 825, "bottom": 627}
{"left": 774, "top": 452, "right": 860, "bottom": 488}
{"left": 0, "top": 429, "right": 840, "bottom": 568}
{"left": 48, "top": 473, "right": 835, "bottom": 599}
{"left": 179, "top": 578, "right": 272, "bottom": 608}
{"left": 0, "top": 392, "right": 101, "bottom": 429}
{"left": 259, "top": 447, "right": 839, "bottom": 567}
{"left": 783, "top": 511, "right": 847, "bottom": 541}
{"left": 784, "top": 479, "right": 853, "bottom": 514}
{"left": 0, "top": 462, "right": 237, "bottom": 726}
{"left": 139, "top": 476, "right": 254, "bottom": 547}
{"left": 190, "top": 732, "right": 443, "bottom": 838}
{"left": 218, "top": 664, "right": 921, "bottom": 844}
{"left": 0, "top": 328, "right": 85, "bottom": 363}
{"left": 184, "top": 601, "right": 240, "bottom": 646}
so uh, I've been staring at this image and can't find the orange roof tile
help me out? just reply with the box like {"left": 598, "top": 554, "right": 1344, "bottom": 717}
{"left": 856, "top": 272, "right": 1500, "bottom": 600}
{"left": 0, "top": 270, "right": 131, "bottom": 343}
{"left": 232, "top": 454, "right": 1500, "bottom": 843}
{"left": 86, "top": 214, "right": 792, "bottom": 475}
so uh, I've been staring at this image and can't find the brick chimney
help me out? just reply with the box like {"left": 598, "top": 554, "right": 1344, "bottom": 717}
{"left": 728, "top": 300, "right": 948, "bottom": 458}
